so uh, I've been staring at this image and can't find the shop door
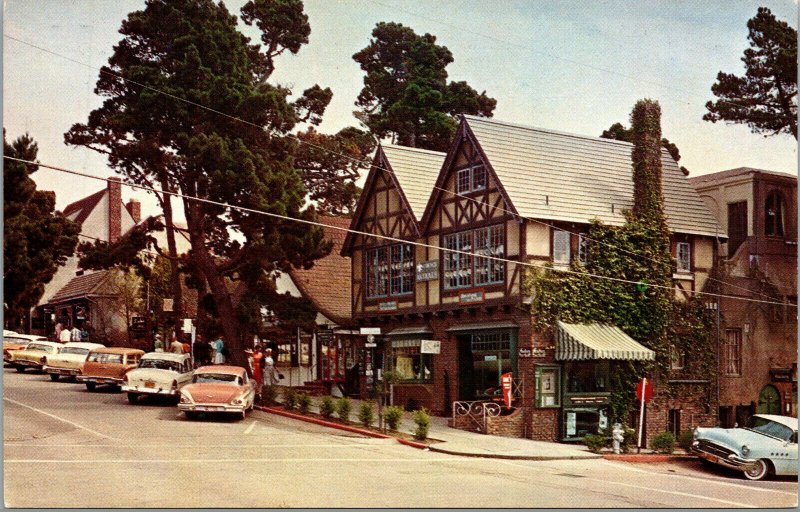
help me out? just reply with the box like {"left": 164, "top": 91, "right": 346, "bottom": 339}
{"left": 758, "top": 385, "right": 781, "bottom": 414}
{"left": 457, "top": 335, "right": 475, "bottom": 401}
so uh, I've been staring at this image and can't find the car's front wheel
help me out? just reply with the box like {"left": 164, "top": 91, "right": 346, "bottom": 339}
{"left": 127, "top": 393, "right": 138, "bottom": 404}
{"left": 85, "top": 382, "right": 96, "bottom": 391}
{"left": 15, "top": 365, "right": 25, "bottom": 373}
{"left": 49, "top": 374, "right": 59, "bottom": 381}
{"left": 743, "top": 459, "right": 770, "bottom": 481}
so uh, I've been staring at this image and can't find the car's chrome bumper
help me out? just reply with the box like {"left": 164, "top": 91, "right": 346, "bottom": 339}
{"left": 12, "top": 360, "right": 43, "bottom": 368}
{"left": 43, "top": 366, "right": 80, "bottom": 376}
{"left": 178, "top": 403, "right": 244, "bottom": 413}
{"left": 691, "top": 444, "right": 756, "bottom": 469}
{"left": 76, "top": 375, "right": 124, "bottom": 385}
{"left": 122, "top": 385, "right": 178, "bottom": 396}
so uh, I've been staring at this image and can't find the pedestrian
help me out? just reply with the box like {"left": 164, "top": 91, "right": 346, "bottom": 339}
{"left": 193, "top": 334, "right": 210, "bottom": 368}
{"left": 263, "top": 347, "right": 279, "bottom": 385}
{"left": 170, "top": 334, "right": 184, "bottom": 354}
{"left": 59, "top": 324, "right": 72, "bottom": 343}
{"left": 70, "top": 324, "right": 82, "bottom": 342}
{"left": 181, "top": 338, "right": 191, "bottom": 357}
{"left": 54, "top": 321, "right": 64, "bottom": 342}
{"left": 251, "top": 343, "right": 264, "bottom": 396}
{"left": 154, "top": 334, "right": 165, "bottom": 352}
{"left": 213, "top": 335, "right": 226, "bottom": 364}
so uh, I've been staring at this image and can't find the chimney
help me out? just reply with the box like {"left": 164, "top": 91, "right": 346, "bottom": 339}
{"left": 107, "top": 177, "right": 122, "bottom": 242}
{"left": 126, "top": 199, "right": 141, "bottom": 224}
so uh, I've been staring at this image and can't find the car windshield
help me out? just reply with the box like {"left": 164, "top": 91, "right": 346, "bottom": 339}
{"left": 27, "top": 344, "right": 52, "bottom": 352}
{"left": 193, "top": 373, "right": 240, "bottom": 385}
{"left": 139, "top": 359, "right": 182, "bottom": 372}
{"left": 60, "top": 347, "right": 90, "bottom": 356}
{"left": 745, "top": 416, "right": 795, "bottom": 442}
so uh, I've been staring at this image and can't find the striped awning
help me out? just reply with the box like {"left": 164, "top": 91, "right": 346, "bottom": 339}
{"left": 556, "top": 321, "right": 655, "bottom": 361}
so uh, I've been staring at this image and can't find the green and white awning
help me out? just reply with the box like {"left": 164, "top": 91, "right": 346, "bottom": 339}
{"left": 556, "top": 321, "right": 655, "bottom": 361}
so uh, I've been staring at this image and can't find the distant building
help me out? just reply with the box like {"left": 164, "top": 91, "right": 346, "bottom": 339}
{"left": 690, "top": 168, "right": 798, "bottom": 425}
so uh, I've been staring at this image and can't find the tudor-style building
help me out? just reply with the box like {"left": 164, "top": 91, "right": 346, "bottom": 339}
{"left": 343, "top": 116, "right": 722, "bottom": 442}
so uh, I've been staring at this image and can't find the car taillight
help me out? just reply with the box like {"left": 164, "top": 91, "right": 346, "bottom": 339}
{"left": 40, "top": 356, "right": 47, "bottom": 364}
{"left": 171, "top": 380, "right": 178, "bottom": 391}
{"left": 123, "top": 374, "right": 128, "bottom": 384}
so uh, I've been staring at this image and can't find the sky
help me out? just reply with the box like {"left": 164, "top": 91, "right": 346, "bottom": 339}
{"left": 3, "top": 0, "right": 798, "bottom": 223}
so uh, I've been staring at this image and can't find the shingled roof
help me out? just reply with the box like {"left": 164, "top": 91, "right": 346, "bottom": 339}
{"left": 381, "top": 144, "right": 445, "bottom": 221}
{"left": 62, "top": 189, "right": 105, "bottom": 226}
{"left": 289, "top": 216, "right": 352, "bottom": 325}
{"left": 48, "top": 270, "right": 113, "bottom": 304}
{"left": 445, "top": 115, "right": 722, "bottom": 237}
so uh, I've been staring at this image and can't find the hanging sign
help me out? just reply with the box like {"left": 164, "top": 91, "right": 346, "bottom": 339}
{"left": 416, "top": 260, "right": 439, "bottom": 282}
{"left": 501, "top": 372, "right": 513, "bottom": 408}
{"left": 379, "top": 301, "right": 398, "bottom": 311}
{"left": 359, "top": 327, "right": 381, "bottom": 335}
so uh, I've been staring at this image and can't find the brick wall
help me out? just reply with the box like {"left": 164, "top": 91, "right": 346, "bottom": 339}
{"left": 125, "top": 199, "right": 141, "bottom": 224}
{"left": 528, "top": 407, "right": 560, "bottom": 441}
{"left": 645, "top": 381, "right": 717, "bottom": 447}
{"left": 486, "top": 407, "right": 525, "bottom": 438}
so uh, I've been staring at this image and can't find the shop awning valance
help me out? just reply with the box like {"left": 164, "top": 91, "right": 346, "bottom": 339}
{"left": 445, "top": 321, "right": 518, "bottom": 333}
{"left": 386, "top": 326, "right": 433, "bottom": 337}
{"left": 556, "top": 321, "right": 655, "bottom": 361}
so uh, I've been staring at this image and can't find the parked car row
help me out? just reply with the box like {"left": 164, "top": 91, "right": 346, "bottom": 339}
{"left": 3, "top": 335, "right": 255, "bottom": 421}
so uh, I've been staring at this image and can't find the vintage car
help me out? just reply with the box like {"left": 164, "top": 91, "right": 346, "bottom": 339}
{"left": 77, "top": 347, "right": 144, "bottom": 391}
{"left": 7, "top": 340, "right": 63, "bottom": 372}
{"left": 42, "top": 342, "right": 105, "bottom": 381}
{"left": 4, "top": 333, "right": 49, "bottom": 365}
{"left": 692, "top": 414, "right": 798, "bottom": 480}
{"left": 121, "top": 352, "right": 193, "bottom": 404}
{"left": 178, "top": 365, "right": 255, "bottom": 420}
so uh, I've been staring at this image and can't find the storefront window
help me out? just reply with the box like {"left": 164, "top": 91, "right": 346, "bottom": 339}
{"left": 471, "top": 331, "right": 512, "bottom": 398}
{"left": 564, "top": 361, "right": 609, "bottom": 393}
{"left": 535, "top": 366, "right": 561, "bottom": 407}
{"left": 390, "top": 339, "right": 433, "bottom": 383}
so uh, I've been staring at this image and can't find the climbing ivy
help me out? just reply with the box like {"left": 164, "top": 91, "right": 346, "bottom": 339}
{"left": 524, "top": 99, "right": 716, "bottom": 423}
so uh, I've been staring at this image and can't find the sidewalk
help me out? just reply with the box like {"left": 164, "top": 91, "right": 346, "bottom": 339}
{"left": 258, "top": 391, "right": 601, "bottom": 461}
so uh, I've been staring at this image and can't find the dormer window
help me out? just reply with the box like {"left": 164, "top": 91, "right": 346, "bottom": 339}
{"left": 456, "top": 165, "right": 487, "bottom": 194}
{"left": 765, "top": 191, "right": 785, "bottom": 237}
{"left": 676, "top": 242, "right": 691, "bottom": 272}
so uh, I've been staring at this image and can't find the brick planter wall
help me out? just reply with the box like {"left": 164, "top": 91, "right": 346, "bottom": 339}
{"left": 486, "top": 407, "right": 525, "bottom": 438}
{"left": 528, "top": 407, "right": 560, "bottom": 441}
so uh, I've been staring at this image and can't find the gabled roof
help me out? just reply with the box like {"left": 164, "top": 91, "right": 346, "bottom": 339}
{"left": 289, "top": 216, "right": 352, "bottom": 325}
{"left": 342, "top": 144, "right": 444, "bottom": 254}
{"left": 381, "top": 144, "right": 445, "bottom": 220}
{"left": 432, "top": 115, "right": 721, "bottom": 237}
{"left": 62, "top": 189, "right": 105, "bottom": 225}
{"left": 48, "top": 270, "right": 113, "bottom": 304}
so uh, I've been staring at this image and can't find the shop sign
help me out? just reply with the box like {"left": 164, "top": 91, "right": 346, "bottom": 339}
{"left": 420, "top": 339, "right": 441, "bottom": 354}
{"left": 359, "top": 327, "right": 381, "bottom": 335}
{"left": 379, "top": 301, "right": 398, "bottom": 311}
{"left": 163, "top": 298, "right": 174, "bottom": 312}
{"left": 518, "top": 348, "right": 532, "bottom": 358}
{"left": 365, "top": 342, "right": 377, "bottom": 348}
{"left": 484, "top": 355, "right": 498, "bottom": 361}
{"left": 182, "top": 318, "right": 193, "bottom": 333}
{"left": 459, "top": 290, "right": 484, "bottom": 304}
{"left": 531, "top": 348, "right": 546, "bottom": 358}
{"left": 416, "top": 260, "right": 439, "bottom": 282}
{"left": 571, "top": 396, "right": 608, "bottom": 405}
{"left": 770, "top": 367, "right": 792, "bottom": 382}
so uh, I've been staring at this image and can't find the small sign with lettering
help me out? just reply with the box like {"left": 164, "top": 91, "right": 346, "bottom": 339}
{"left": 484, "top": 355, "right": 498, "bottom": 361}
{"left": 359, "top": 327, "right": 381, "bottom": 335}
{"left": 416, "top": 260, "right": 439, "bottom": 282}
{"left": 378, "top": 301, "right": 398, "bottom": 311}
{"left": 420, "top": 339, "right": 441, "bottom": 354}
{"left": 459, "top": 290, "right": 485, "bottom": 304}
{"left": 531, "top": 348, "right": 547, "bottom": 358}
{"left": 518, "top": 348, "right": 532, "bottom": 358}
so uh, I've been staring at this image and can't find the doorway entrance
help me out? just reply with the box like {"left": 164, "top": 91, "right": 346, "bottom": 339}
{"left": 757, "top": 384, "right": 781, "bottom": 414}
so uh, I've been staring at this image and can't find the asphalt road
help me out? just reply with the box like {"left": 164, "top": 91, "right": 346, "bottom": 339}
{"left": 3, "top": 368, "right": 797, "bottom": 508}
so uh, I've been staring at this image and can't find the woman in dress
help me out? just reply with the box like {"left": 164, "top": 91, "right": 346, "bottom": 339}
{"left": 214, "top": 336, "right": 226, "bottom": 364}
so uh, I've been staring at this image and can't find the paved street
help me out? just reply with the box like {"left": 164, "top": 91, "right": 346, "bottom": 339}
{"left": 3, "top": 369, "right": 797, "bottom": 508}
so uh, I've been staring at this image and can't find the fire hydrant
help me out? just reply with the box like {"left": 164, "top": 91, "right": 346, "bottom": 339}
{"left": 612, "top": 423, "right": 624, "bottom": 454}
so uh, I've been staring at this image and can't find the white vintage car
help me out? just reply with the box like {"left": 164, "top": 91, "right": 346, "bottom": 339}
{"left": 693, "top": 414, "right": 798, "bottom": 480}
{"left": 43, "top": 342, "right": 105, "bottom": 381}
{"left": 121, "top": 352, "right": 193, "bottom": 404}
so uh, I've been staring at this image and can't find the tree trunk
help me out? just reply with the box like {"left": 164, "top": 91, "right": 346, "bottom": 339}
{"left": 184, "top": 202, "right": 244, "bottom": 367}
{"left": 159, "top": 181, "right": 184, "bottom": 339}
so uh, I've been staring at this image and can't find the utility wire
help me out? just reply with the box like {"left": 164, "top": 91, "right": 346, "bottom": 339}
{"left": 2, "top": 34, "right": 783, "bottom": 302}
{"left": 5, "top": 155, "right": 795, "bottom": 309}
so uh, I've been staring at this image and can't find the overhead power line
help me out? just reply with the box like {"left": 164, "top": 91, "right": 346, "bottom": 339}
{"left": 3, "top": 33, "right": 779, "bottom": 303}
{"left": 4, "top": 155, "right": 796, "bottom": 310}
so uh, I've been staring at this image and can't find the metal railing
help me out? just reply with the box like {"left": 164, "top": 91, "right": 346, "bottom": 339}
{"left": 452, "top": 400, "right": 502, "bottom": 433}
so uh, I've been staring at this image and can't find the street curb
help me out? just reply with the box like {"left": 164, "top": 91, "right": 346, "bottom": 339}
{"left": 256, "top": 405, "right": 393, "bottom": 439}
{"left": 428, "top": 445, "right": 602, "bottom": 461}
{"left": 602, "top": 454, "right": 697, "bottom": 463}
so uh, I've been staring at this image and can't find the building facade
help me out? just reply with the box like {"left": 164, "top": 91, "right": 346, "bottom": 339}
{"left": 343, "top": 116, "right": 722, "bottom": 442}
{"left": 691, "top": 168, "right": 798, "bottom": 426}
